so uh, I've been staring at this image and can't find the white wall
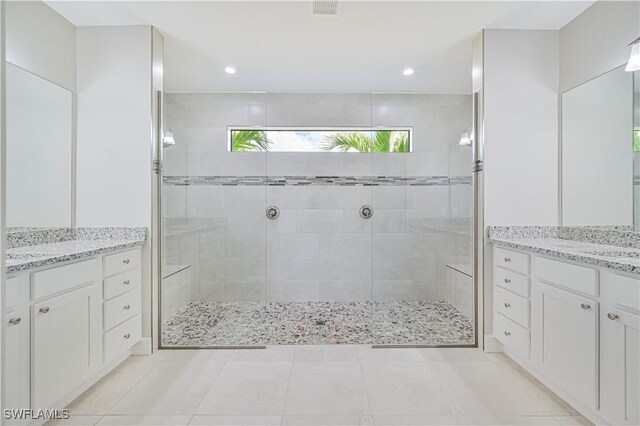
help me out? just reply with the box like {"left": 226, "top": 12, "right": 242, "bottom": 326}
{"left": 560, "top": 0, "right": 639, "bottom": 93}
{"left": 5, "top": 1, "right": 76, "bottom": 91}
{"left": 483, "top": 30, "right": 560, "bottom": 226}
{"left": 76, "top": 26, "right": 152, "bottom": 227}
{"left": 562, "top": 66, "right": 633, "bottom": 225}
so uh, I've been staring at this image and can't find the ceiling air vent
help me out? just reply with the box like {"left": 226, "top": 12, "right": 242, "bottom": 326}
{"left": 312, "top": 0, "right": 338, "bottom": 16}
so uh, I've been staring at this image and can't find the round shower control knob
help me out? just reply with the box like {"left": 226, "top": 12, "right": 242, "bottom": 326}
{"left": 359, "top": 205, "right": 373, "bottom": 219}
{"left": 266, "top": 206, "right": 280, "bottom": 220}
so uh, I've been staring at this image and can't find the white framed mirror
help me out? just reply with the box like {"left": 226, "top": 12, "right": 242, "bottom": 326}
{"left": 561, "top": 65, "right": 636, "bottom": 228}
{"left": 5, "top": 62, "right": 73, "bottom": 227}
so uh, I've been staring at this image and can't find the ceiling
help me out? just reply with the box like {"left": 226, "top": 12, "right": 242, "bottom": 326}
{"left": 47, "top": 1, "right": 594, "bottom": 93}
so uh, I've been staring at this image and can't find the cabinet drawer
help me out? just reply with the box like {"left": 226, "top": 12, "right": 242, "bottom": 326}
{"left": 495, "top": 312, "right": 530, "bottom": 358}
{"left": 103, "top": 248, "right": 141, "bottom": 277}
{"left": 104, "top": 288, "right": 141, "bottom": 331}
{"left": 104, "top": 269, "right": 141, "bottom": 300}
{"left": 495, "top": 286, "right": 529, "bottom": 328}
{"left": 536, "top": 256, "right": 598, "bottom": 296}
{"left": 31, "top": 259, "right": 98, "bottom": 300}
{"left": 607, "top": 273, "right": 640, "bottom": 312}
{"left": 494, "top": 267, "right": 529, "bottom": 297}
{"left": 104, "top": 315, "right": 141, "bottom": 363}
{"left": 494, "top": 247, "right": 529, "bottom": 275}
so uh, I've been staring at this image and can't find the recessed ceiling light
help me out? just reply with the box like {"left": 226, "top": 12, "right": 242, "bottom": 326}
{"left": 403, "top": 68, "right": 414, "bottom": 76}
{"left": 224, "top": 66, "right": 236, "bottom": 74}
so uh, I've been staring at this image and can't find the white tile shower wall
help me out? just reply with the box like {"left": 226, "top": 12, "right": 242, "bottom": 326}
{"left": 163, "top": 93, "right": 472, "bottom": 303}
{"left": 266, "top": 185, "right": 372, "bottom": 302}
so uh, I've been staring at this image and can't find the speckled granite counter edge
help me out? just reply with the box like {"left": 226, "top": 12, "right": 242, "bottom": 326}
{"left": 7, "top": 227, "right": 147, "bottom": 249}
{"left": 488, "top": 225, "right": 639, "bottom": 248}
{"left": 489, "top": 238, "right": 639, "bottom": 275}
{"left": 6, "top": 240, "right": 146, "bottom": 274}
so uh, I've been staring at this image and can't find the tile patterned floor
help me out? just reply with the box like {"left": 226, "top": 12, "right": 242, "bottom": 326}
{"left": 56, "top": 346, "right": 592, "bottom": 426}
{"left": 161, "top": 301, "right": 475, "bottom": 347}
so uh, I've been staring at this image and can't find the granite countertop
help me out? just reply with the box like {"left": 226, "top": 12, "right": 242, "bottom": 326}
{"left": 488, "top": 226, "right": 640, "bottom": 275}
{"left": 6, "top": 227, "right": 147, "bottom": 274}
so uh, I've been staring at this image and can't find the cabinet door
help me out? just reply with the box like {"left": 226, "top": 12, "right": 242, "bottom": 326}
{"left": 600, "top": 307, "right": 640, "bottom": 425}
{"left": 4, "top": 307, "right": 30, "bottom": 410}
{"left": 32, "top": 284, "right": 101, "bottom": 410}
{"left": 532, "top": 282, "right": 598, "bottom": 410}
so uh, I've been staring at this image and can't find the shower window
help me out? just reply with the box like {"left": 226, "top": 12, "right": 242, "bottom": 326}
{"left": 228, "top": 127, "right": 412, "bottom": 152}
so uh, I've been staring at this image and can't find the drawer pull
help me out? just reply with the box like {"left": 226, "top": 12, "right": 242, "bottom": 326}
{"left": 504, "top": 331, "right": 511, "bottom": 336}
{"left": 8, "top": 317, "right": 22, "bottom": 326}
{"left": 607, "top": 313, "right": 619, "bottom": 321}
{"left": 504, "top": 303, "right": 511, "bottom": 308}
{"left": 124, "top": 333, "right": 131, "bottom": 339}
{"left": 504, "top": 278, "right": 511, "bottom": 284}
{"left": 504, "top": 257, "right": 511, "bottom": 263}
{"left": 580, "top": 303, "right": 591, "bottom": 310}
{"left": 39, "top": 307, "right": 50, "bottom": 314}
{"left": 123, "top": 304, "right": 131, "bottom": 310}
{"left": 123, "top": 280, "right": 131, "bottom": 285}
{"left": 122, "top": 259, "right": 130, "bottom": 265}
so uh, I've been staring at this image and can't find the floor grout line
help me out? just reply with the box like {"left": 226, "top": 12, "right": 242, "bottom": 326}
{"left": 279, "top": 358, "right": 296, "bottom": 425}
{"left": 74, "top": 357, "right": 162, "bottom": 418}
{"left": 423, "top": 356, "right": 477, "bottom": 422}
{"left": 357, "top": 352, "right": 377, "bottom": 423}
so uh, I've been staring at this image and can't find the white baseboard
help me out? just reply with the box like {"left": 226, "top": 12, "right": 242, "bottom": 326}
{"left": 131, "top": 337, "right": 153, "bottom": 356}
{"left": 483, "top": 334, "right": 503, "bottom": 352}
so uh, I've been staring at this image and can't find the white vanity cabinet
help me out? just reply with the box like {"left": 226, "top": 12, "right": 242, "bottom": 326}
{"left": 5, "top": 305, "right": 30, "bottom": 411}
{"left": 531, "top": 281, "right": 598, "bottom": 410}
{"left": 493, "top": 247, "right": 531, "bottom": 359}
{"left": 4, "top": 275, "right": 31, "bottom": 412}
{"left": 599, "top": 272, "right": 640, "bottom": 426}
{"left": 3, "top": 246, "right": 143, "bottom": 420}
{"left": 32, "top": 284, "right": 101, "bottom": 410}
{"left": 493, "top": 245, "right": 640, "bottom": 425}
{"left": 102, "top": 249, "right": 142, "bottom": 364}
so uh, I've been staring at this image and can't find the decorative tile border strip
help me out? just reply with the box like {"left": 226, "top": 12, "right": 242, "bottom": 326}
{"left": 163, "top": 175, "right": 472, "bottom": 187}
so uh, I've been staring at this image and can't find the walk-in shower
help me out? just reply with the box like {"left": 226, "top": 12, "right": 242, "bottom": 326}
{"left": 159, "top": 93, "right": 475, "bottom": 347}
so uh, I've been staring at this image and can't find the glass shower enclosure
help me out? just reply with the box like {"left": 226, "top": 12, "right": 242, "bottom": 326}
{"left": 159, "top": 93, "right": 475, "bottom": 348}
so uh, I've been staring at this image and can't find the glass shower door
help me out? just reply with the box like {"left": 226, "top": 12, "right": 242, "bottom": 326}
{"left": 160, "top": 93, "right": 268, "bottom": 348}
{"left": 370, "top": 93, "right": 475, "bottom": 346}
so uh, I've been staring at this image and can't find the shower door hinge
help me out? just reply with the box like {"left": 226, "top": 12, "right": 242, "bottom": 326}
{"left": 473, "top": 160, "right": 483, "bottom": 173}
{"left": 153, "top": 159, "right": 163, "bottom": 175}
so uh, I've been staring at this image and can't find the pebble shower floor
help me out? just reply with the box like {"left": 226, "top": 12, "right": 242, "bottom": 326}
{"left": 161, "top": 300, "right": 474, "bottom": 346}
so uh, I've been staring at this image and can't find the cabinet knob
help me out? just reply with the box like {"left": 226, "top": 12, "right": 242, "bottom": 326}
{"left": 504, "top": 257, "right": 511, "bottom": 262}
{"left": 122, "top": 259, "right": 130, "bottom": 264}
{"left": 8, "top": 317, "right": 22, "bottom": 326}
{"left": 504, "top": 331, "right": 511, "bottom": 336}
{"left": 607, "top": 312, "right": 619, "bottom": 321}
{"left": 123, "top": 280, "right": 131, "bottom": 285}
{"left": 124, "top": 333, "right": 131, "bottom": 339}
{"left": 504, "top": 278, "right": 511, "bottom": 284}
{"left": 580, "top": 303, "right": 591, "bottom": 310}
{"left": 123, "top": 304, "right": 131, "bottom": 310}
{"left": 504, "top": 303, "right": 511, "bottom": 308}
{"left": 39, "top": 307, "right": 50, "bottom": 314}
